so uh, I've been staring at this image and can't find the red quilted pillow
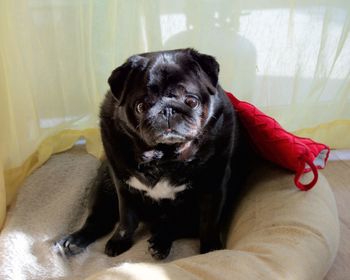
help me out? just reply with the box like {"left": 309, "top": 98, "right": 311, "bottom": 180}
{"left": 226, "top": 92, "right": 330, "bottom": 191}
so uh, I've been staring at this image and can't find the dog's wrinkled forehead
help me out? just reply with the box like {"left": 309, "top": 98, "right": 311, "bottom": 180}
{"left": 108, "top": 49, "right": 219, "bottom": 104}
{"left": 147, "top": 53, "right": 199, "bottom": 89}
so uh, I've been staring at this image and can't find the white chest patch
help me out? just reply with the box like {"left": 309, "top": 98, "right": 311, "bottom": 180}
{"left": 126, "top": 176, "right": 187, "bottom": 201}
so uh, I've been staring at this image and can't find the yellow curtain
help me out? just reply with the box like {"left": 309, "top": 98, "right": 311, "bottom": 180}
{"left": 1, "top": 0, "right": 350, "bottom": 228}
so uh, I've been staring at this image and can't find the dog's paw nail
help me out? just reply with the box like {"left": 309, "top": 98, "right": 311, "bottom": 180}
{"left": 147, "top": 238, "right": 171, "bottom": 260}
{"left": 148, "top": 246, "right": 170, "bottom": 260}
{"left": 54, "top": 236, "right": 85, "bottom": 257}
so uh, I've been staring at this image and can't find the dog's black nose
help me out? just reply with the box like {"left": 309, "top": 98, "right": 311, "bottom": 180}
{"left": 163, "top": 107, "right": 175, "bottom": 119}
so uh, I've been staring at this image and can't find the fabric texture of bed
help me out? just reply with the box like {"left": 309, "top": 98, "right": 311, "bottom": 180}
{"left": 0, "top": 148, "right": 339, "bottom": 280}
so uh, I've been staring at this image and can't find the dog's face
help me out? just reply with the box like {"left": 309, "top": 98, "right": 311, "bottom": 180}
{"left": 108, "top": 49, "right": 220, "bottom": 147}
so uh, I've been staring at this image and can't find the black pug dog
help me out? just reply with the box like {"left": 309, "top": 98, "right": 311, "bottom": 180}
{"left": 57, "top": 48, "right": 253, "bottom": 260}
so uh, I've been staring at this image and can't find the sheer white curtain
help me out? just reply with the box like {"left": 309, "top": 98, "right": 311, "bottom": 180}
{"left": 1, "top": 0, "right": 350, "bottom": 226}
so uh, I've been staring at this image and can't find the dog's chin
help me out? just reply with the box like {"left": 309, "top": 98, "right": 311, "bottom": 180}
{"left": 155, "top": 131, "right": 187, "bottom": 145}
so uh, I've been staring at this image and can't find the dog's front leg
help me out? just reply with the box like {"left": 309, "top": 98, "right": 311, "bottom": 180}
{"left": 198, "top": 165, "right": 231, "bottom": 254}
{"left": 198, "top": 191, "right": 225, "bottom": 254}
{"left": 105, "top": 167, "right": 139, "bottom": 257}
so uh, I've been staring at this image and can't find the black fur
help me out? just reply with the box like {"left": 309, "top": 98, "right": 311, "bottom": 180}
{"left": 56, "top": 48, "right": 254, "bottom": 259}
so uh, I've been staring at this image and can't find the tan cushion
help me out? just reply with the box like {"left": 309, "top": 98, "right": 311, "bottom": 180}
{"left": 86, "top": 164, "right": 339, "bottom": 280}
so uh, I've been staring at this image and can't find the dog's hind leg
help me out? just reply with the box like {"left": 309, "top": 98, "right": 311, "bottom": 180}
{"left": 55, "top": 162, "right": 119, "bottom": 256}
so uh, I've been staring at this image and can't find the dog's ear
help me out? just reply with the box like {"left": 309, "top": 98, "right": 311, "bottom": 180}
{"left": 108, "top": 55, "right": 149, "bottom": 105}
{"left": 188, "top": 49, "right": 220, "bottom": 88}
{"left": 108, "top": 62, "right": 131, "bottom": 105}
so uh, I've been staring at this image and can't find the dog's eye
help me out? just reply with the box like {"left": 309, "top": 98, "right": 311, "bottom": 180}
{"left": 136, "top": 102, "right": 146, "bottom": 113}
{"left": 185, "top": 96, "right": 199, "bottom": 109}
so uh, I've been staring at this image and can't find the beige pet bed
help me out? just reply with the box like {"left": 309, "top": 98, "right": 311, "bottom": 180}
{"left": 0, "top": 150, "right": 339, "bottom": 280}
{"left": 87, "top": 164, "right": 339, "bottom": 280}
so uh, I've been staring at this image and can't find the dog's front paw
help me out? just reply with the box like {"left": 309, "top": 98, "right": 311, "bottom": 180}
{"left": 54, "top": 235, "right": 87, "bottom": 257}
{"left": 147, "top": 235, "right": 172, "bottom": 260}
{"left": 105, "top": 237, "right": 132, "bottom": 257}
{"left": 200, "top": 238, "right": 223, "bottom": 254}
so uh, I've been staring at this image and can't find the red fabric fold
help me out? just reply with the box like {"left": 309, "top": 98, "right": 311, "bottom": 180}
{"left": 226, "top": 91, "right": 330, "bottom": 191}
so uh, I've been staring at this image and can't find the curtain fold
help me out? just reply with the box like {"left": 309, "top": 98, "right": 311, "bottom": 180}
{"left": 1, "top": 0, "right": 350, "bottom": 228}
